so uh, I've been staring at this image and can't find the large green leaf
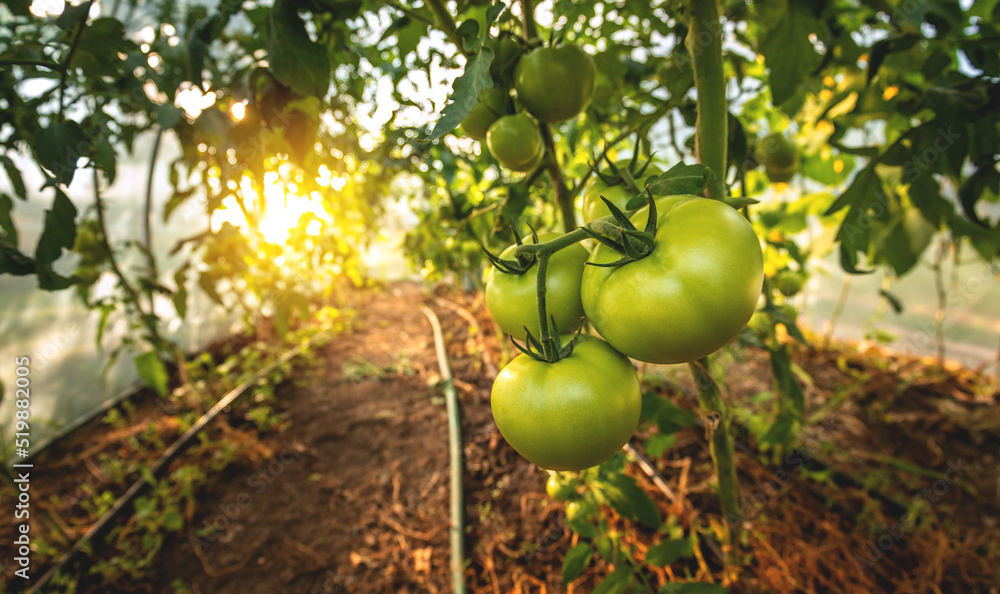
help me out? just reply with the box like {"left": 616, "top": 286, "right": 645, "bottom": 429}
{"left": 268, "top": 0, "right": 331, "bottom": 98}
{"left": 421, "top": 47, "right": 495, "bottom": 142}
{"left": 0, "top": 156, "right": 27, "bottom": 199}
{"left": 646, "top": 163, "right": 710, "bottom": 197}
{"left": 33, "top": 121, "right": 90, "bottom": 186}
{"left": 825, "top": 164, "right": 884, "bottom": 274}
{"left": 759, "top": 3, "right": 826, "bottom": 107}
{"left": 33, "top": 189, "right": 77, "bottom": 290}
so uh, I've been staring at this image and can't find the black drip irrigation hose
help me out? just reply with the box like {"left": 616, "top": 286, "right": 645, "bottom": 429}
{"left": 27, "top": 332, "right": 329, "bottom": 594}
{"left": 420, "top": 305, "right": 466, "bottom": 594}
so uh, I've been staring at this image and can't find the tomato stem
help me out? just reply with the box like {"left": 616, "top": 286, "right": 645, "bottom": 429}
{"left": 686, "top": 0, "right": 727, "bottom": 200}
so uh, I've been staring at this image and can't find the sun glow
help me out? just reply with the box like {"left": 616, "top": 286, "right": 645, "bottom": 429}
{"left": 213, "top": 178, "right": 333, "bottom": 245}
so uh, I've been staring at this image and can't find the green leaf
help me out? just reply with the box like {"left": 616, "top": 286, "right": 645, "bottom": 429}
{"left": 769, "top": 345, "right": 804, "bottom": 416}
{"left": 155, "top": 104, "right": 185, "bottom": 130}
{"left": 198, "top": 271, "right": 225, "bottom": 307}
{"left": 55, "top": 1, "right": 90, "bottom": 29}
{"left": 0, "top": 193, "right": 17, "bottom": 245}
{"left": 826, "top": 164, "right": 883, "bottom": 274}
{"left": 173, "top": 264, "right": 189, "bottom": 319}
{"left": 1, "top": 156, "right": 27, "bottom": 199}
{"left": 562, "top": 543, "right": 593, "bottom": 583}
{"left": 654, "top": 401, "right": 697, "bottom": 436}
{"left": 3, "top": 0, "right": 30, "bottom": 16}
{"left": 421, "top": 47, "right": 495, "bottom": 142}
{"left": 268, "top": 0, "right": 331, "bottom": 98}
{"left": 567, "top": 518, "right": 599, "bottom": 539}
{"left": 659, "top": 583, "right": 728, "bottom": 594}
{"left": 759, "top": 3, "right": 826, "bottom": 107}
{"left": 91, "top": 134, "right": 117, "bottom": 184}
{"left": 604, "top": 474, "right": 661, "bottom": 529}
{"left": 164, "top": 188, "right": 196, "bottom": 222}
{"left": 645, "top": 538, "right": 693, "bottom": 566}
{"left": 33, "top": 189, "right": 77, "bottom": 290}
{"left": 162, "top": 510, "right": 184, "bottom": 531}
{"left": 880, "top": 289, "right": 904, "bottom": 314}
{"left": 646, "top": 163, "right": 709, "bottom": 196}
{"left": 33, "top": 121, "right": 90, "bottom": 186}
{"left": 593, "top": 566, "right": 634, "bottom": 594}
{"left": 134, "top": 351, "right": 168, "bottom": 397}
{"left": 643, "top": 433, "right": 675, "bottom": 458}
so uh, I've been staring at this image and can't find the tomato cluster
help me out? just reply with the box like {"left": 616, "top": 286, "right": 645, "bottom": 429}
{"left": 484, "top": 195, "right": 764, "bottom": 471}
{"left": 461, "top": 35, "right": 597, "bottom": 173}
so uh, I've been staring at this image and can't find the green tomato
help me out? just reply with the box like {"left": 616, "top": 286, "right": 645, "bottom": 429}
{"left": 581, "top": 161, "right": 664, "bottom": 222}
{"left": 486, "top": 114, "right": 544, "bottom": 172}
{"left": 74, "top": 264, "right": 101, "bottom": 286}
{"left": 757, "top": 133, "right": 798, "bottom": 184}
{"left": 514, "top": 44, "right": 596, "bottom": 123}
{"left": 487, "top": 36, "right": 523, "bottom": 86}
{"left": 581, "top": 197, "right": 764, "bottom": 364}
{"left": 491, "top": 336, "right": 641, "bottom": 471}
{"left": 461, "top": 87, "right": 512, "bottom": 140}
{"left": 746, "top": 309, "right": 772, "bottom": 341}
{"left": 545, "top": 473, "right": 578, "bottom": 501}
{"left": 485, "top": 232, "right": 589, "bottom": 340}
{"left": 774, "top": 270, "right": 805, "bottom": 296}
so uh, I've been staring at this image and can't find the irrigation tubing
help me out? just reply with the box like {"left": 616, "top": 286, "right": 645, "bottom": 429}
{"left": 28, "top": 331, "right": 329, "bottom": 594}
{"left": 420, "top": 305, "right": 466, "bottom": 594}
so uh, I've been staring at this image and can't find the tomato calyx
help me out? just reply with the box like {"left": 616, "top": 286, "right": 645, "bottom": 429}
{"left": 591, "top": 151, "right": 657, "bottom": 196}
{"left": 511, "top": 321, "right": 585, "bottom": 365}
{"left": 482, "top": 226, "right": 540, "bottom": 275}
{"left": 581, "top": 189, "right": 658, "bottom": 267}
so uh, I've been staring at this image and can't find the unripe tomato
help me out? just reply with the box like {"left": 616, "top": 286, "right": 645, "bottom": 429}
{"left": 485, "top": 233, "right": 589, "bottom": 340}
{"left": 74, "top": 264, "right": 101, "bottom": 286}
{"left": 491, "top": 336, "right": 641, "bottom": 471}
{"left": 486, "top": 114, "right": 544, "bottom": 172}
{"left": 487, "top": 36, "right": 523, "bottom": 86}
{"left": 774, "top": 270, "right": 806, "bottom": 296}
{"left": 757, "top": 133, "right": 798, "bottom": 183}
{"left": 545, "top": 473, "right": 578, "bottom": 501}
{"left": 746, "top": 309, "right": 772, "bottom": 341}
{"left": 461, "top": 87, "right": 512, "bottom": 140}
{"left": 581, "top": 161, "right": 664, "bottom": 222}
{"left": 514, "top": 44, "right": 596, "bottom": 123}
{"left": 582, "top": 197, "right": 764, "bottom": 364}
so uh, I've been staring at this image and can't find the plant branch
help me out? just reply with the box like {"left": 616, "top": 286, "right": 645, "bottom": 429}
{"left": 538, "top": 123, "right": 576, "bottom": 232}
{"left": 423, "top": 0, "right": 469, "bottom": 57}
{"left": 58, "top": 0, "right": 96, "bottom": 120}
{"left": 689, "top": 359, "right": 740, "bottom": 546}
{"left": 144, "top": 128, "right": 164, "bottom": 305}
{"left": 686, "top": 0, "right": 727, "bottom": 199}
{"left": 0, "top": 59, "right": 63, "bottom": 71}
{"left": 520, "top": 0, "right": 538, "bottom": 40}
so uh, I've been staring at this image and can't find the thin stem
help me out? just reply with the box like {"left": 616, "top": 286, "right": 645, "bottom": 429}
{"left": 520, "top": 0, "right": 538, "bottom": 40}
{"left": 0, "top": 59, "right": 62, "bottom": 71}
{"left": 825, "top": 275, "right": 852, "bottom": 344}
{"left": 538, "top": 123, "right": 576, "bottom": 232}
{"left": 424, "top": 0, "right": 469, "bottom": 57}
{"left": 93, "top": 169, "right": 161, "bottom": 348}
{"left": 534, "top": 251, "right": 553, "bottom": 360}
{"left": 686, "top": 0, "right": 727, "bottom": 199}
{"left": 689, "top": 359, "right": 740, "bottom": 547}
{"left": 57, "top": 0, "right": 96, "bottom": 120}
{"left": 144, "top": 128, "right": 164, "bottom": 305}
{"left": 387, "top": 1, "right": 436, "bottom": 28}
{"left": 933, "top": 237, "right": 948, "bottom": 367}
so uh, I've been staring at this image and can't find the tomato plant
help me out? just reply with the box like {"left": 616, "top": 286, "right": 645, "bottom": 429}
{"left": 491, "top": 336, "right": 641, "bottom": 471}
{"left": 484, "top": 233, "right": 588, "bottom": 340}
{"left": 514, "top": 44, "right": 596, "bottom": 123}
{"left": 582, "top": 197, "right": 764, "bottom": 364}
{"left": 486, "top": 113, "right": 544, "bottom": 172}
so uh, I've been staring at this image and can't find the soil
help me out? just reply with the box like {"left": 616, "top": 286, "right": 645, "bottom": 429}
{"left": 2, "top": 281, "right": 999, "bottom": 593}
